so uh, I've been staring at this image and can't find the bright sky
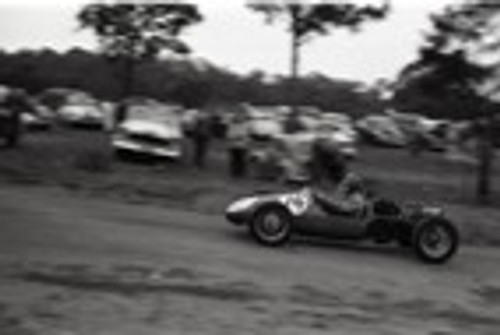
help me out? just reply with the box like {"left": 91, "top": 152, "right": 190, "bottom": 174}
{"left": 0, "top": 0, "right": 457, "bottom": 84}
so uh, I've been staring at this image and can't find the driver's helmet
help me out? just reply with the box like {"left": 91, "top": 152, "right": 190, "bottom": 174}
{"left": 342, "top": 172, "right": 365, "bottom": 195}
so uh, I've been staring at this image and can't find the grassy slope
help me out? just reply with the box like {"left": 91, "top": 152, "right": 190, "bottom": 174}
{"left": 1, "top": 128, "right": 499, "bottom": 246}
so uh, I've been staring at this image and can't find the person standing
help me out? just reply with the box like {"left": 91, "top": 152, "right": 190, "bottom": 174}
{"left": 227, "top": 112, "right": 249, "bottom": 178}
{"left": 1, "top": 89, "right": 27, "bottom": 148}
{"left": 113, "top": 101, "right": 128, "bottom": 130}
{"left": 191, "top": 110, "right": 211, "bottom": 168}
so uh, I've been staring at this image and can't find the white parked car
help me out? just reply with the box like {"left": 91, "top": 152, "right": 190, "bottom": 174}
{"left": 386, "top": 110, "right": 447, "bottom": 151}
{"left": 244, "top": 106, "right": 283, "bottom": 139}
{"left": 57, "top": 92, "right": 104, "bottom": 129}
{"left": 315, "top": 112, "right": 358, "bottom": 158}
{"left": 356, "top": 115, "right": 407, "bottom": 147}
{"left": 112, "top": 101, "right": 184, "bottom": 160}
{"left": 314, "top": 122, "right": 358, "bottom": 159}
{"left": 58, "top": 104, "right": 104, "bottom": 129}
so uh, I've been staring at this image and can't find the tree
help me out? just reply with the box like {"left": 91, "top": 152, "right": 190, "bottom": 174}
{"left": 393, "top": 0, "right": 500, "bottom": 203}
{"left": 77, "top": 2, "right": 203, "bottom": 101}
{"left": 248, "top": 0, "right": 389, "bottom": 118}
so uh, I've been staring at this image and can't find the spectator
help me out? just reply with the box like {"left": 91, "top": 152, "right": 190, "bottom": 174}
{"left": 181, "top": 108, "right": 199, "bottom": 138}
{"left": 0, "top": 89, "right": 28, "bottom": 148}
{"left": 283, "top": 110, "right": 306, "bottom": 134}
{"left": 227, "top": 112, "right": 249, "bottom": 178}
{"left": 407, "top": 130, "right": 427, "bottom": 157}
{"left": 113, "top": 101, "right": 128, "bottom": 130}
{"left": 191, "top": 110, "right": 212, "bottom": 168}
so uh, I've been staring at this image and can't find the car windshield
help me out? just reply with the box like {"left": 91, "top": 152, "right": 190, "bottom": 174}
{"left": 65, "top": 92, "right": 98, "bottom": 106}
{"left": 316, "top": 122, "right": 342, "bottom": 132}
{"left": 127, "top": 103, "right": 181, "bottom": 126}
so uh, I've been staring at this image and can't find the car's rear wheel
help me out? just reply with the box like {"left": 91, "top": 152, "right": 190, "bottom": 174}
{"left": 413, "top": 219, "right": 459, "bottom": 264}
{"left": 250, "top": 206, "right": 292, "bottom": 246}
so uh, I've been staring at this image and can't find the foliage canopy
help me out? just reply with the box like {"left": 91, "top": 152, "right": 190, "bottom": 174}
{"left": 249, "top": 0, "right": 390, "bottom": 46}
{"left": 78, "top": 3, "right": 203, "bottom": 61}
{"left": 393, "top": 0, "right": 500, "bottom": 119}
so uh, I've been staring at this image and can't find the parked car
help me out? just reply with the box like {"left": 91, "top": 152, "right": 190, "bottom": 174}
{"left": 243, "top": 105, "right": 283, "bottom": 140}
{"left": 279, "top": 109, "right": 358, "bottom": 160}
{"left": 321, "top": 112, "right": 357, "bottom": 137}
{"left": 387, "top": 111, "right": 446, "bottom": 152}
{"left": 112, "top": 101, "right": 184, "bottom": 160}
{"left": 294, "top": 106, "right": 323, "bottom": 130}
{"left": 21, "top": 113, "right": 50, "bottom": 131}
{"left": 21, "top": 99, "right": 55, "bottom": 131}
{"left": 315, "top": 125, "right": 358, "bottom": 159}
{"left": 315, "top": 113, "right": 358, "bottom": 159}
{"left": 57, "top": 92, "right": 104, "bottom": 129}
{"left": 356, "top": 115, "right": 407, "bottom": 147}
{"left": 58, "top": 104, "right": 104, "bottom": 129}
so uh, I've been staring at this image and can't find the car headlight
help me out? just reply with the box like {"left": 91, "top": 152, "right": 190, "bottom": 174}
{"left": 422, "top": 206, "right": 444, "bottom": 216}
{"left": 227, "top": 197, "right": 259, "bottom": 213}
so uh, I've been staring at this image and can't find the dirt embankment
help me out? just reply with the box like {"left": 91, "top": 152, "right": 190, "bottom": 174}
{"left": 1, "top": 259, "right": 500, "bottom": 335}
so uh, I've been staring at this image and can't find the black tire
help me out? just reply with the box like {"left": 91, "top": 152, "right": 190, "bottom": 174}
{"left": 413, "top": 219, "right": 459, "bottom": 264}
{"left": 249, "top": 206, "right": 293, "bottom": 246}
{"left": 397, "top": 235, "right": 412, "bottom": 248}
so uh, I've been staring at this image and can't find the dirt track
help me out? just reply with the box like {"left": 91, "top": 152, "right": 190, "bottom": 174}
{"left": 0, "top": 184, "right": 499, "bottom": 334}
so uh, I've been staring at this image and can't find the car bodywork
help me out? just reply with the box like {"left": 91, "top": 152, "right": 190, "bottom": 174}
{"left": 243, "top": 105, "right": 284, "bottom": 139}
{"left": 226, "top": 188, "right": 459, "bottom": 263}
{"left": 21, "top": 112, "right": 51, "bottom": 131}
{"left": 387, "top": 111, "right": 446, "bottom": 152}
{"left": 356, "top": 115, "right": 407, "bottom": 147}
{"left": 112, "top": 101, "right": 183, "bottom": 159}
{"left": 314, "top": 113, "right": 358, "bottom": 158}
{"left": 227, "top": 189, "right": 398, "bottom": 239}
{"left": 57, "top": 92, "right": 104, "bottom": 129}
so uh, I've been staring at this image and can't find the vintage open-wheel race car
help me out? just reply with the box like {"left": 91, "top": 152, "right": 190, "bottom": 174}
{"left": 226, "top": 187, "right": 459, "bottom": 264}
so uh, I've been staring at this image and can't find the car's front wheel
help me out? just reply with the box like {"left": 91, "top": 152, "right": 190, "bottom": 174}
{"left": 250, "top": 206, "right": 293, "bottom": 246}
{"left": 413, "top": 219, "right": 459, "bottom": 264}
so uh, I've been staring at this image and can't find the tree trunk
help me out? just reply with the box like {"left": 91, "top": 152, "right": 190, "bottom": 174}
{"left": 290, "top": 26, "right": 300, "bottom": 103}
{"left": 476, "top": 115, "right": 494, "bottom": 204}
{"left": 285, "top": 7, "right": 302, "bottom": 134}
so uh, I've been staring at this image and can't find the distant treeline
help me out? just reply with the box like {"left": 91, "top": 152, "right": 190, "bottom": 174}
{"left": 0, "top": 48, "right": 382, "bottom": 115}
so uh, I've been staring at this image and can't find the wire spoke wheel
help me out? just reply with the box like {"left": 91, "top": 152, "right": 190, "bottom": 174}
{"left": 421, "top": 225, "right": 451, "bottom": 257}
{"left": 414, "top": 220, "right": 458, "bottom": 264}
{"left": 250, "top": 206, "right": 292, "bottom": 246}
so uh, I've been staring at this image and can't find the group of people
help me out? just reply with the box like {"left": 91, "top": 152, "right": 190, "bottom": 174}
{"left": 182, "top": 108, "right": 252, "bottom": 176}
{"left": 183, "top": 109, "right": 367, "bottom": 217}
